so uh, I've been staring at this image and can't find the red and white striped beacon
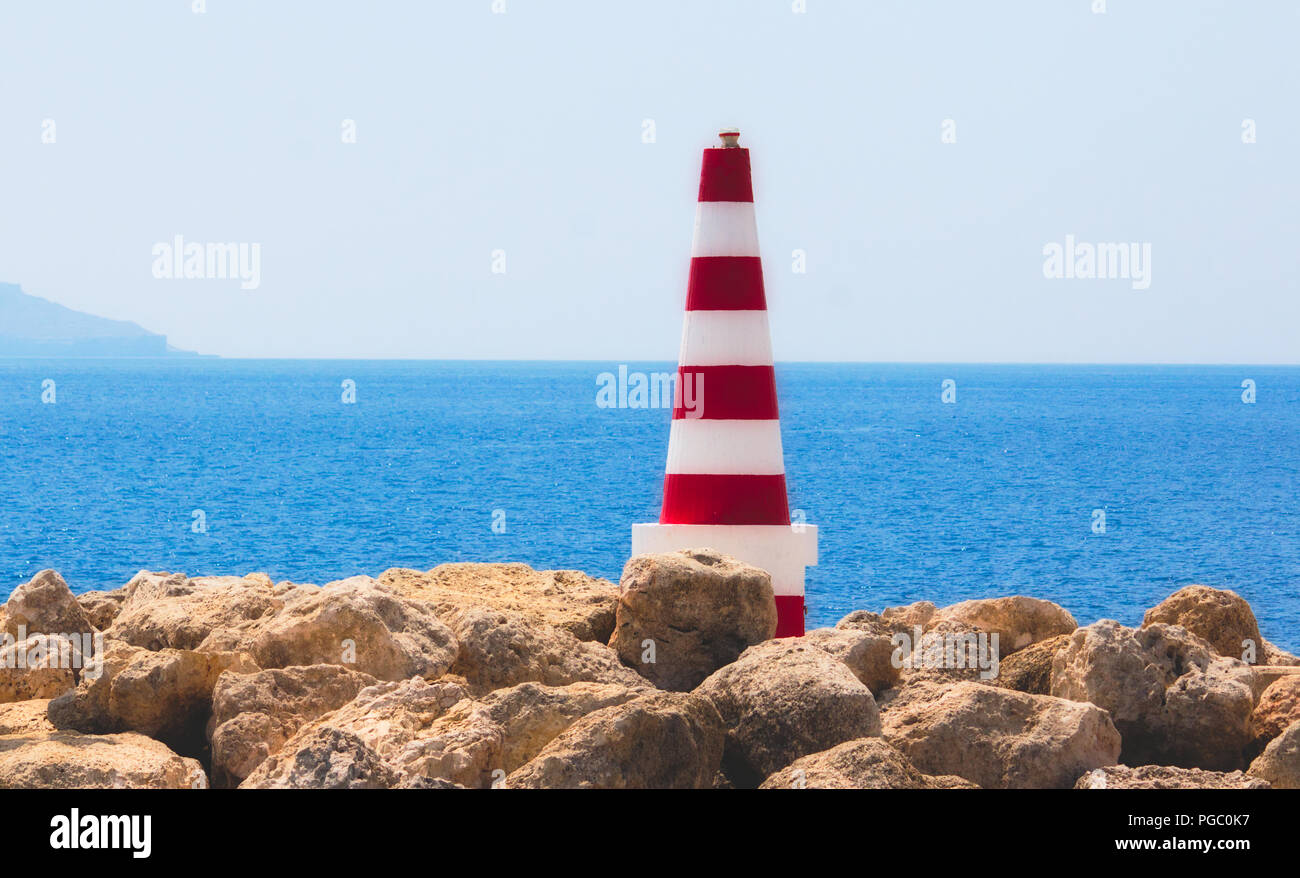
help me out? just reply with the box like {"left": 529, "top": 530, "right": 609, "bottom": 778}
{"left": 632, "top": 127, "right": 818, "bottom": 637}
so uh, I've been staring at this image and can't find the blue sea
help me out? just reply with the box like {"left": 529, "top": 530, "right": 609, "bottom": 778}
{"left": 2, "top": 360, "right": 1297, "bottom": 652}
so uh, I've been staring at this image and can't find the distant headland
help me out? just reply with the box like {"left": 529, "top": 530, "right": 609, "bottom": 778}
{"left": 0, "top": 283, "right": 207, "bottom": 358}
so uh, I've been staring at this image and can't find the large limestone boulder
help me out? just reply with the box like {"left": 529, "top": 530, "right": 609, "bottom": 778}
{"left": 836, "top": 601, "right": 937, "bottom": 638}
{"left": 454, "top": 682, "right": 643, "bottom": 783}
{"left": 484, "top": 683, "right": 642, "bottom": 776}
{"left": 0, "top": 700, "right": 55, "bottom": 735}
{"left": 396, "top": 776, "right": 466, "bottom": 789}
{"left": 994, "top": 634, "right": 1071, "bottom": 695}
{"left": 379, "top": 562, "right": 619, "bottom": 643}
{"left": 1051, "top": 621, "right": 1167, "bottom": 740}
{"left": 44, "top": 640, "right": 145, "bottom": 731}
{"left": 696, "top": 639, "right": 882, "bottom": 787}
{"left": 240, "top": 577, "right": 458, "bottom": 681}
{"left": 835, "top": 596, "right": 1074, "bottom": 679}
{"left": 105, "top": 649, "right": 258, "bottom": 744}
{"left": 241, "top": 678, "right": 471, "bottom": 788}
{"left": 1262, "top": 640, "right": 1300, "bottom": 667}
{"left": 1250, "top": 676, "right": 1300, "bottom": 756}
{"left": 882, "top": 681, "right": 1120, "bottom": 789}
{"left": 800, "top": 627, "right": 899, "bottom": 695}
{"left": 391, "top": 680, "right": 646, "bottom": 788}
{"left": 895, "top": 618, "right": 1000, "bottom": 685}
{"left": 1142, "top": 585, "right": 1261, "bottom": 660}
{"left": 244, "top": 676, "right": 641, "bottom": 789}
{"left": 1155, "top": 641, "right": 1257, "bottom": 774}
{"left": 0, "top": 731, "right": 206, "bottom": 789}
{"left": 207, "top": 664, "right": 380, "bottom": 787}
{"left": 608, "top": 550, "right": 776, "bottom": 691}
{"left": 1050, "top": 620, "right": 1255, "bottom": 770}
{"left": 240, "top": 727, "right": 399, "bottom": 789}
{"left": 1248, "top": 720, "right": 1300, "bottom": 789}
{"left": 3, "top": 570, "right": 94, "bottom": 638}
{"left": 48, "top": 644, "right": 257, "bottom": 756}
{"left": 930, "top": 596, "right": 1077, "bottom": 654}
{"left": 76, "top": 588, "right": 127, "bottom": 631}
{"left": 1076, "top": 764, "right": 1270, "bottom": 789}
{"left": 0, "top": 635, "right": 78, "bottom": 702}
{"left": 45, "top": 641, "right": 143, "bottom": 728}
{"left": 506, "top": 691, "right": 725, "bottom": 789}
{"left": 759, "top": 738, "right": 978, "bottom": 789}
{"left": 108, "top": 571, "right": 286, "bottom": 651}
{"left": 1141, "top": 633, "right": 1258, "bottom": 772}
{"left": 445, "top": 606, "right": 648, "bottom": 694}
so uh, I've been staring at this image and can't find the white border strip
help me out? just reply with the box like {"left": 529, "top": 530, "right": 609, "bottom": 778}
{"left": 665, "top": 419, "right": 785, "bottom": 475}
{"left": 678, "top": 310, "right": 774, "bottom": 366}
{"left": 631, "top": 523, "right": 818, "bottom": 596}
{"left": 691, "top": 202, "right": 760, "bottom": 258}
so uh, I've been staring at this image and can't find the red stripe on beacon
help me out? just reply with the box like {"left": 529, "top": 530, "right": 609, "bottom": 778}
{"left": 632, "top": 127, "right": 818, "bottom": 637}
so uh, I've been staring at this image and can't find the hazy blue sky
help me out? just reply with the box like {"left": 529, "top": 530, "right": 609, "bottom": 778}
{"left": 1, "top": 1, "right": 1296, "bottom": 361}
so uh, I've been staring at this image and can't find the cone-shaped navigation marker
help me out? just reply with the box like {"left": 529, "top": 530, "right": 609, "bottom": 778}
{"left": 632, "top": 128, "right": 818, "bottom": 637}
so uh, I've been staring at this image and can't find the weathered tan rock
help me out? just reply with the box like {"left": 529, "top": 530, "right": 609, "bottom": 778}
{"left": 379, "top": 562, "right": 619, "bottom": 643}
{"left": 110, "top": 650, "right": 259, "bottom": 741}
{"left": 930, "top": 596, "right": 1076, "bottom": 655}
{"left": 697, "top": 638, "right": 881, "bottom": 787}
{"left": 994, "top": 634, "right": 1072, "bottom": 695}
{"left": 477, "top": 683, "right": 642, "bottom": 778}
{"left": 1154, "top": 647, "right": 1257, "bottom": 772}
{"left": 395, "top": 681, "right": 644, "bottom": 787}
{"left": 445, "top": 606, "right": 647, "bottom": 694}
{"left": 759, "top": 737, "right": 979, "bottom": 789}
{"left": 1246, "top": 667, "right": 1294, "bottom": 701}
{"left": 0, "top": 635, "right": 78, "bottom": 702}
{"left": 874, "top": 679, "right": 935, "bottom": 715}
{"left": 76, "top": 588, "right": 127, "bottom": 631}
{"left": 836, "top": 601, "right": 937, "bottom": 638}
{"left": 240, "top": 727, "right": 399, "bottom": 789}
{"left": 1142, "top": 585, "right": 1261, "bottom": 660}
{"left": 45, "top": 641, "right": 146, "bottom": 731}
{"left": 1051, "top": 620, "right": 1168, "bottom": 737}
{"left": 1159, "top": 650, "right": 1257, "bottom": 773}
{"left": 243, "top": 678, "right": 471, "bottom": 788}
{"left": 395, "top": 775, "right": 465, "bottom": 789}
{"left": 1076, "top": 764, "right": 1270, "bottom": 789}
{"left": 47, "top": 645, "right": 257, "bottom": 756}
{"left": 0, "top": 731, "right": 206, "bottom": 789}
{"left": 837, "top": 597, "right": 1074, "bottom": 683}
{"left": 608, "top": 550, "right": 776, "bottom": 691}
{"left": 1250, "top": 676, "right": 1300, "bottom": 757}
{"left": 1051, "top": 620, "right": 1255, "bottom": 770}
{"left": 239, "top": 577, "right": 458, "bottom": 681}
{"left": 243, "top": 677, "right": 629, "bottom": 789}
{"left": 0, "top": 699, "right": 55, "bottom": 735}
{"left": 506, "top": 691, "right": 725, "bottom": 789}
{"left": 882, "top": 681, "right": 1120, "bottom": 789}
{"left": 108, "top": 571, "right": 285, "bottom": 651}
{"left": 207, "top": 664, "right": 379, "bottom": 787}
{"left": 3, "top": 570, "right": 94, "bottom": 638}
{"left": 928, "top": 774, "right": 987, "bottom": 789}
{"left": 1248, "top": 720, "right": 1300, "bottom": 789}
{"left": 896, "top": 618, "right": 999, "bottom": 686}
{"left": 885, "top": 601, "right": 940, "bottom": 631}
{"left": 801, "top": 627, "right": 899, "bottom": 695}
{"left": 1262, "top": 640, "right": 1300, "bottom": 667}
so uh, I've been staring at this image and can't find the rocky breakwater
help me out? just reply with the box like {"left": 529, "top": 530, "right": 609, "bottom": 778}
{"left": 0, "top": 556, "right": 1296, "bottom": 790}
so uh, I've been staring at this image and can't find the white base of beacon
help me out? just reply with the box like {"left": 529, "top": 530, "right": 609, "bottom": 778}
{"left": 630, "top": 523, "right": 818, "bottom": 601}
